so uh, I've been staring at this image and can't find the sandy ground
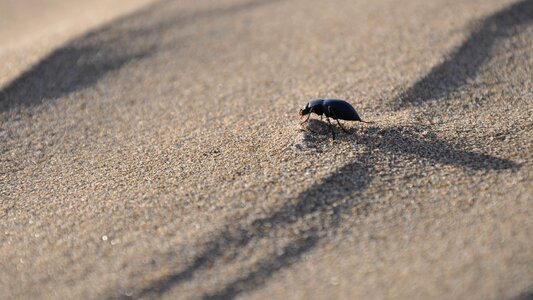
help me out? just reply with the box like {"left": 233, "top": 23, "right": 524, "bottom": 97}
{"left": 1, "top": 0, "right": 532, "bottom": 299}
{"left": 0, "top": 0, "right": 155, "bottom": 87}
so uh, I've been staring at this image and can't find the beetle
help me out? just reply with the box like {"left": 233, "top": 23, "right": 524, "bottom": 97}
{"left": 299, "top": 99, "right": 370, "bottom": 139}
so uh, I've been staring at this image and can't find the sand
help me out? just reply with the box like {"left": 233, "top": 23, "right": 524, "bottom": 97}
{"left": 0, "top": 0, "right": 155, "bottom": 87}
{"left": 1, "top": 0, "right": 532, "bottom": 299}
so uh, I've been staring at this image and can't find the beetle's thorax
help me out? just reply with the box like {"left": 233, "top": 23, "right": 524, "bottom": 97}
{"left": 308, "top": 99, "right": 324, "bottom": 115}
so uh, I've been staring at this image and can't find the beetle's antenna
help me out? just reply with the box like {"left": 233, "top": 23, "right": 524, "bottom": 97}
{"left": 300, "top": 107, "right": 314, "bottom": 125}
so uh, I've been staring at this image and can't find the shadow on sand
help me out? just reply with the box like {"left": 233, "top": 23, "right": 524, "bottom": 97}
{"left": 396, "top": 0, "right": 533, "bottom": 108}
{"left": 512, "top": 290, "right": 533, "bottom": 300}
{"left": 0, "top": 0, "right": 281, "bottom": 113}
{"left": 129, "top": 121, "right": 518, "bottom": 299}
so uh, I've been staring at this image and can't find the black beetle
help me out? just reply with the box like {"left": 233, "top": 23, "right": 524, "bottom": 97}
{"left": 299, "top": 99, "right": 370, "bottom": 139}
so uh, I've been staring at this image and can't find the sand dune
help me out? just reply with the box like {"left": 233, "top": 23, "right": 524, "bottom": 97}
{"left": 1, "top": 0, "right": 532, "bottom": 299}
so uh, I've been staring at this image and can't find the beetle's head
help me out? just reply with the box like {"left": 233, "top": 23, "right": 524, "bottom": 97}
{"left": 299, "top": 103, "right": 311, "bottom": 116}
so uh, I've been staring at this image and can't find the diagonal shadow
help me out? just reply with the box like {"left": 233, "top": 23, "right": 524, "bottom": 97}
{"left": 203, "top": 234, "right": 320, "bottom": 300}
{"left": 129, "top": 150, "right": 375, "bottom": 299}
{"left": 512, "top": 289, "right": 533, "bottom": 300}
{"left": 0, "top": 0, "right": 282, "bottom": 113}
{"left": 396, "top": 0, "right": 533, "bottom": 108}
{"left": 0, "top": 43, "right": 154, "bottom": 112}
{"left": 122, "top": 121, "right": 518, "bottom": 299}
{"left": 0, "top": 13, "right": 159, "bottom": 113}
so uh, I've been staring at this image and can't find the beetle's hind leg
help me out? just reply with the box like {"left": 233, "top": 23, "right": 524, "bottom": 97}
{"left": 335, "top": 119, "right": 349, "bottom": 133}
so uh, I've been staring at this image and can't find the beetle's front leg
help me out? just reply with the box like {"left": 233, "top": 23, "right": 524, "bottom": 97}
{"left": 300, "top": 114, "right": 311, "bottom": 125}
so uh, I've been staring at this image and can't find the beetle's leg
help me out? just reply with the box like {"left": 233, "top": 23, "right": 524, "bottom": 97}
{"left": 336, "top": 119, "right": 349, "bottom": 133}
{"left": 326, "top": 117, "right": 336, "bottom": 140}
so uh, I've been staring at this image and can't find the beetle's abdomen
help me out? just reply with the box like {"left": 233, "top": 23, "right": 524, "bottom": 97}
{"left": 322, "top": 99, "right": 362, "bottom": 121}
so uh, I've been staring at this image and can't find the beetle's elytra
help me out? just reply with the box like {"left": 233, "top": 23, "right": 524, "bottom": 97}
{"left": 299, "top": 99, "right": 370, "bottom": 140}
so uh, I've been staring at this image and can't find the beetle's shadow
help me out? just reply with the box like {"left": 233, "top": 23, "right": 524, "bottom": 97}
{"left": 303, "top": 118, "right": 363, "bottom": 142}
{"left": 307, "top": 119, "right": 517, "bottom": 170}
